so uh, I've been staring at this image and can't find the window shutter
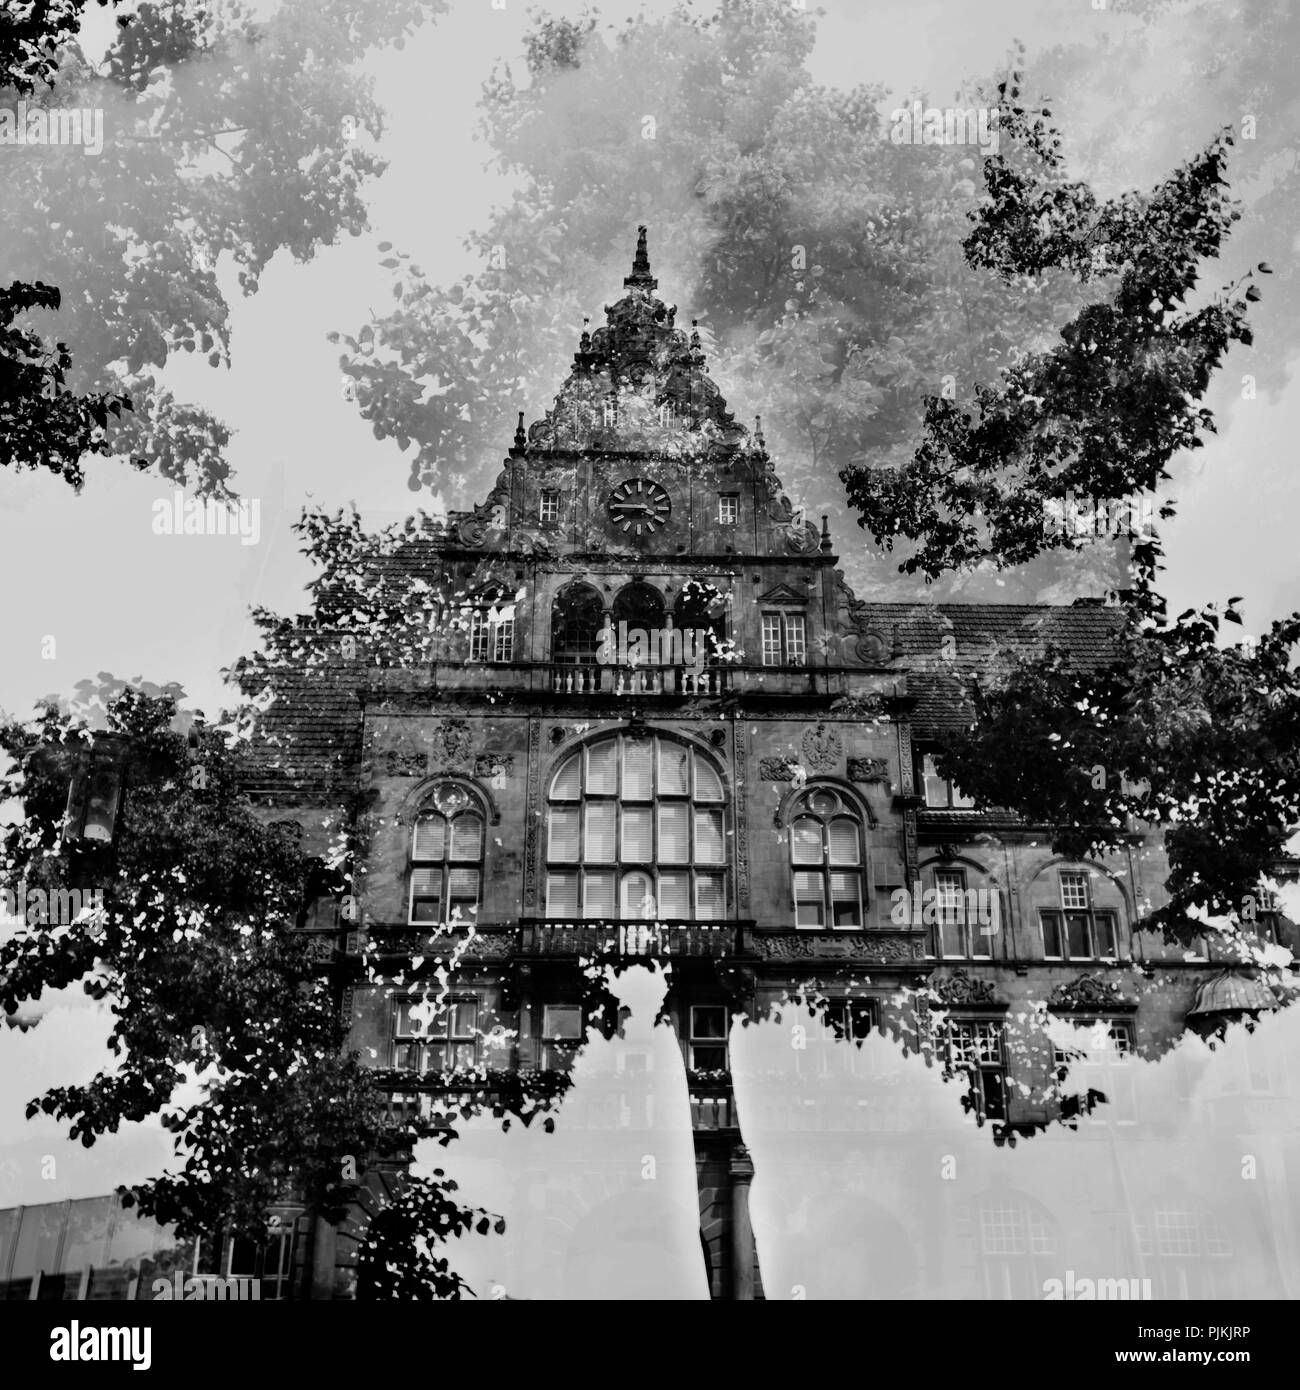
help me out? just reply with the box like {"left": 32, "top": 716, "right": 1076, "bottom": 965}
{"left": 623, "top": 741, "right": 653, "bottom": 799}
{"left": 413, "top": 815, "right": 446, "bottom": 861}
{"left": 830, "top": 872, "right": 862, "bottom": 927}
{"left": 694, "top": 808, "right": 724, "bottom": 864}
{"left": 828, "top": 818, "right": 860, "bottom": 865}
{"left": 695, "top": 873, "right": 725, "bottom": 920}
{"left": 551, "top": 755, "right": 581, "bottom": 800}
{"left": 657, "top": 804, "right": 689, "bottom": 862}
{"left": 546, "top": 872, "right": 579, "bottom": 917}
{"left": 585, "top": 803, "right": 616, "bottom": 861}
{"left": 657, "top": 872, "right": 689, "bottom": 917}
{"left": 694, "top": 757, "right": 723, "bottom": 802}
{"left": 583, "top": 871, "right": 615, "bottom": 918}
{"left": 548, "top": 807, "right": 580, "bottom": 861}
{"left": 587, "top": 740, "right": 617, "bottom": 793}
{"left": 659, "top": 743, "right": 690, "bottom": 796}
{"left": 451, "top": 813, "right": 482, "bottom": 860}
{"left": 622, "top": 807, "right": 653, "bottom": 861}
{"left": 791, "top": 817, "right": 823, "bottom": 864}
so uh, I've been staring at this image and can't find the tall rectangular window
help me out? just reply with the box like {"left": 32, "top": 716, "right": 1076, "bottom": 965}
{"left": 688, "top": 1005, "right": 728, "bottom": 1071}
{"left": 718, "top": 494, "right": 739, "bottom": 525}
{"left": 470, "top": 607, "right": 514, "bottom": 663}
{"left": 761, "top": 613, "right": 807, "bottom": 666}
{"left": 949, "top": 1020, "right": 1007, "bottom": 1121}
{"left": 539, "top": 490, "right": 560, "bottom": 523}
{"left": 541, "top": 1004, "right": 582, "bottom": 1070}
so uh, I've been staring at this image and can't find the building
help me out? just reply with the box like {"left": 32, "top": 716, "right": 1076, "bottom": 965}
{"left": 10, "top": 228, "right": 1293, "bottom": 1301}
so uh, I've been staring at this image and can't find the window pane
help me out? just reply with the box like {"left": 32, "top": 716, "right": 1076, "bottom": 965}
{"left": 791, "top": 817, "right": 823, "bottom": 864}
{"left": 587, "top": 740, "right": 617, "bottom": 793}
{"left": 830, "top": 872, "right": 862, "bottom": 927}
{"left": 1060, "top": 873, "right": 1089, "bottom": 910}
{"left": 922, "top": 755, "right": 948, "bottom": 808}
{"left": 544, "top": 1005, "right": 582, "bottom": 1040}
{"left": 584, "top": 871, "right": 615, "bottom": 918}
{"left": 623, "top": 871, "right": 654, "bottom": 917}
{"left": 784, "top": 614, "right": 806, "bottom": 665}
{"left": 972, "top": 898, "right": 995, "bottom": 957}
{"left": 548, "top": 807, "right": 580, "bottom": 861}
{"left": 413, "top": 815, "right": 446, "bottom": 861}
{"left": 546, "top": 871, "right": 578, "bottom": 917}
{"left": 695, "top": 808, "right": 724, "bottom": 864}
{"left": 448, "top": 869, "right": 479, "bottom": 915}
{"left": 694, "top": 756, "right": 723, "bottom": 802}
{"left": 794, "top": 871, "right": 824, "bottom": 926}
{"left": 410, "top": 868, "right": 442, "bottom": 921}
{"left": 1095, "top": 912, "right": 1117, "bottom": 957}
{"left": 949, "top": 783, "right": 976, "bottom": 809}
{"left": 659, "top": 742, "right": 690, "bottom": 796}
{"left": 761, "top": 615, "right": 782, "bottom": 666}
{"left": 585, "top": 803, "right": 616, "bottom": 862}
{"left": 696, "top": 874, "right": 725, "bottom": 920}
{"left": 451, "top": 813, "right": 482, "bottom": 861}
{"left": 451, "top": 1000, "right": 478, "bottom": 1036}
{"left": 658, "top": 872, "right": 689, "bottom": 917}
{"left": 1041, "top": 911, "right": 1063, "bottom": 958}
{"left": 658, "top": 804, "right": 689, "bottom": 862}
{"left": 493, "top": 617, "right": 514, "bottom": 662}
{"left": 935, "top": 871, "right": 964, "bottom": 922}
{"left": 470, "top": 612, "right": 490, "bottom": 662}
{"left": 828, "top": 818, "right": 860, "bottom": 865}
{"left": 551, "top": 755, "right": 581, "bottom": 800}
{"left": 1066, "top": 911, "right": 1092, "bottom": 958}
{"left": 691, "top": 1005, "right": 727, "bottom": 1039}
{"left": 622, "top": 807, "right": 653, "bottom": 861}
{"left": 623, "top": 740, "right": 654, "bottom": 798}
{"left": 940, "top": 917, "right": 966, "bottom": 957}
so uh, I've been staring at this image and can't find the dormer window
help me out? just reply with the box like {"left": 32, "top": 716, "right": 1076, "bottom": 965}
{"left": 921, "top": 753, "right": 975, "bottom": 809}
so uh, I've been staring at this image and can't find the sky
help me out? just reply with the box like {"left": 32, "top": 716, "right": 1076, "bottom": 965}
{"left": 1, "top": 0, "right": 1297, "bottom": 1209}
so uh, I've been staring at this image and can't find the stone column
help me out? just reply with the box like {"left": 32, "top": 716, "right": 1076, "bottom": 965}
{"left": 729, "top": 1143, "right": 756, "bottom": 1300}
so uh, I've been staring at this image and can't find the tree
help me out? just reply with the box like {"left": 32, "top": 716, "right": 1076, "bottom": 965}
{"left": 0, "top": 677, "right": 518, "bottom": 1297}
{"left": 331, "top": 0, "right": 1122, "bottom": 602}
{"left": 0, "top": 0, "right": 444, "bottom": 495}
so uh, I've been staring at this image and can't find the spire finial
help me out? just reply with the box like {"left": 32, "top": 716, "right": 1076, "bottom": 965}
{"left": 754, "top": 413, "right": 766, "bottom": 449}
{"left": 623, "top": 224, "right": 658, "bottom": 290}
{"left": 513, "top": 410, "right": 526, "bottom": 449}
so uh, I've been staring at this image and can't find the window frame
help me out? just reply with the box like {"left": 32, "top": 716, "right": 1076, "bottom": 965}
{"left": 688, "top": 1003, "right": 729, "bottom": 1072}
{"left": 408, "top": 787, "right": 485, "bottom": 927}
{"left": 392, "top": 992, "right": 481, "bottom": 1074}
{"left": 544, "top": 735, "right": 728, "bottom": 922}
{"left": 539, "top": 490, "right": 561, "bottom": 524}
{"left": 717, "top": 493, "right": 739, "bottom": 525}
{"left": 1052, "top": 1016, "right": 1136, "bottom": 1124}
{"left": 1039, "top": 871, "right": 1120, "bottom": 961}
{"left": 920, "top": 752, "right": 976, "bottom": 809}
{"left": 789, "top": 787, "right": 867, "bottom": 930}
{"left": 946, "top": 1018, "right": 1008, "bottom": 1122}
{"left": 541, "top": 1003, "right": 583, "bottom": 1071}
{"left": 760, "top": 611, "right": 807, "bottom": 667}
{"left": 467, "top": 591, "right": 515, "bottom": 664}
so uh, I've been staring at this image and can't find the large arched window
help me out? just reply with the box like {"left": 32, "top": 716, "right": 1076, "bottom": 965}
{"left": 611, "top": 581, "right": 665, "bottom": 637}
{"left": 789, "top": 787, "right": 865, "bottom": 928}
{"left": 409, "top": 782, "right": 484, "bottom": 925}
{"left": 546, "top": 734, "right": 726, "bottom": 920}
{"left": 552, "top": 583, "right": 604, "bottom": 665}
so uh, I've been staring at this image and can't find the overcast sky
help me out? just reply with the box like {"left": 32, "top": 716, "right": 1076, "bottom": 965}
{"left": 2, "top": 0, "right": 1297, "bottom": 1209}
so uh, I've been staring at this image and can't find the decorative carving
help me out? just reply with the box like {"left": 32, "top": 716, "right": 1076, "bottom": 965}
{"left": 854, "top": 632, "right": 888, "bottom": 664}
{"left": 734, "top": 720, "right": 749, "bottom": 909}
{"left": 423, "top": 930, "right": 513, "bottom": 960}
{"left": 339, "top": 985, "right": 356, "bottom": 1027}
{"left": 782, "top": 520, "right": 821, "bottom": 555}
{"left": 384, "top": 750, "right": 429, "bottom": 778}
{"left": 524, "top": 720, "right": 542, "bottom": 910}
{"left": 933, "top": 968, "right": 997, "bottom": 1006}
{"left": 435, "top": 720, "right": 474, "bottom": 767}
{"left": 936, "top": 843, "right": 960, "bottom": 863}
{"left": 752, "top": 932, "right": 925, "bottom": 962}
{"left": 758, "top": 756, "right": 800, "bottom": 782}
{"left": 1049, "top": 974, "right": 1131, "bottom": 1010}
{"left": 802, "top": 723, "right": 842, "bottom": 772}
{"left": 474, "top": 753, "right": 514, "bottom": 779}
{"left": 456, "top": 473, "right": 510, "bottom": 548}
{"left": 847, "top": 757, "right": 889, "bottom": 784}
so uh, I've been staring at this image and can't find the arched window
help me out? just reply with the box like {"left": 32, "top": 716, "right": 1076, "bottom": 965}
{"left": 611, "top": 581, "right": 665, "bottom": 638}
{"left": 789, "top": 787, "right": 865, "bottom": 928}
{"left": 545, "top": 734, "right": 726, "bottom": 921}
{"left": 409, "top": 783, "right": 484, "bottom": 925}
{"left": 552, "top": 583, "right": 604, "bottom": 665}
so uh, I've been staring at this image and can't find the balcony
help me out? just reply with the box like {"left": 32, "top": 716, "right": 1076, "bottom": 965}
{"left": 549, "top": 663, "right": 731, "bottom": 696}
{"left": 518, "top": 918, "right": 740, "bottom": 958}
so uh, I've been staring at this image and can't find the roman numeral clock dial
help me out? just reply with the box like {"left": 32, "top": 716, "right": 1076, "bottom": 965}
{"left": 606, "top": 478, "right": 671, "bottom": 536}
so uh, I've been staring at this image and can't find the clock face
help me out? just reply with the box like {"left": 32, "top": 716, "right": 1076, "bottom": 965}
{"left": 607, "top": 478, "right": 671, "bottom": 536}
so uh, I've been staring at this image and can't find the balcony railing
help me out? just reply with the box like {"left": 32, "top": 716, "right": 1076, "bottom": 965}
{"left": 518, "top": 918, "right": 739, "bottom": 957}
{"left": 550, "top": 663, "right": 731, "bottom": 696}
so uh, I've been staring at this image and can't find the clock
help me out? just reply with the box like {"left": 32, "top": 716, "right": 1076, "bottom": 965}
{"left": 606, "top": 478, "right": 671, "bottom": 536}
